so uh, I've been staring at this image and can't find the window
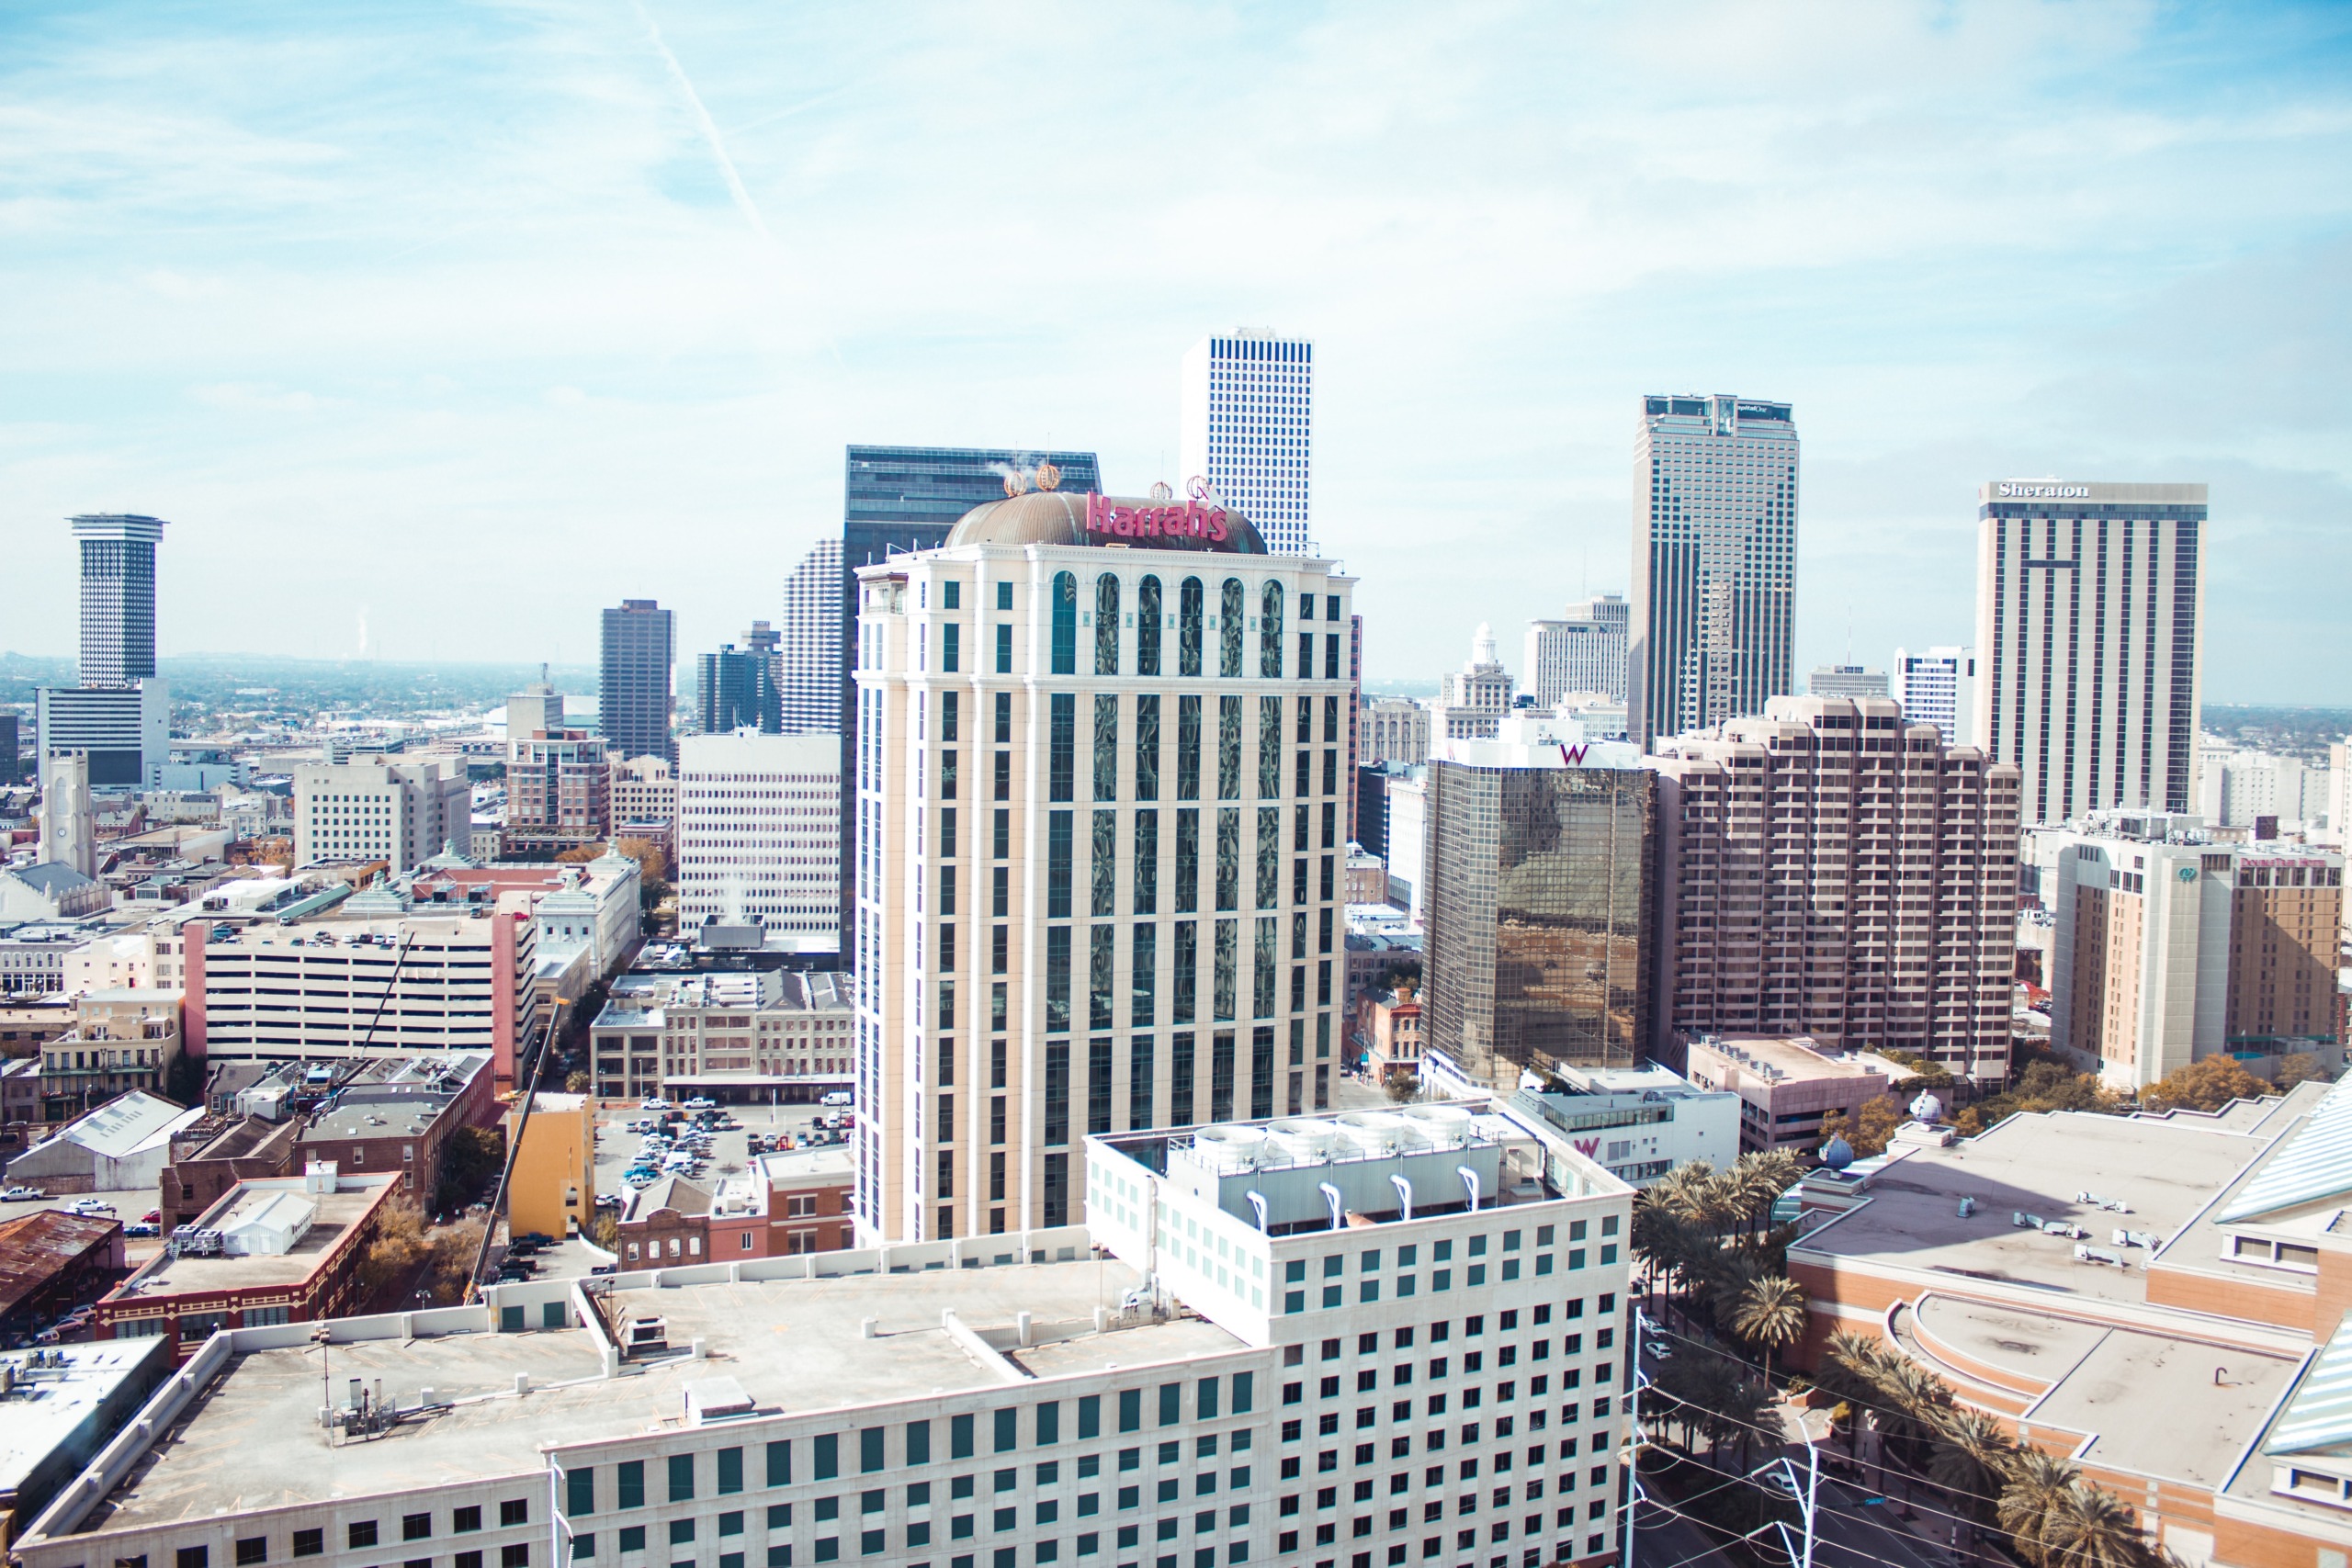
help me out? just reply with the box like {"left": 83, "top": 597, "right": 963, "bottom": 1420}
{"left": 1219, "top": 579, "right": 1244, "bottom": 678}
{"left": 670, "top": 1454, "right": 695, "bottom": 1502}
{"left": 1177, "top": 695, "right": 1202, "bottom": 801}
{"left": 1096, "top": 575, "right": 1121, "bottom": 674}
{"left": 351, "top": 1525, "right": 380, "bottom": 1551}
{"left": 1052, "top": 571, "right": 1078, "bottom": 674}
{"left": 1050, "top": 695, "right": 1076, "bottom": 802}
{"left": 179, "top": 1551, "right": 209, "bottom": 1568}
{"left": 1093, "top": 697, "right": 1119, "bottom": 803}
{"left": 1179, "top": 577, "right": 1204, "bottom": 676}
{"left": 293, "top": 1532, "right": 323, "bottom": 1559}
{"left": 502, "top": 1548, "right": 529, "bottom": 1568}
{"left": 1217, "top": 697, "right": 1242, "bottom": 800}
{"left": 456, "top": 1506, "right": 485, "bottom": 1533}
{"left": 237, "top": 1541, "right": 267, "bottom": 1566}
{"left": 1135, "top": 695, "right": 1160, "bottom": 802}
{"left": 1138, "top": 577, "right": 1163, "bottom": 675}
{"left": 405, "top": 1515, "right": 434, "bottom": 1542}
{"left": 502, "top": 1500, "right": 529, "bottom": 1528}
{"left": 1261, "top": 581, "right": 1284, "bottom": 677}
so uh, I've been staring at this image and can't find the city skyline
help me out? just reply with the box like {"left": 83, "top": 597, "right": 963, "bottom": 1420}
{"left": 3, "top": 6, "right": 2347, "bottom": 700}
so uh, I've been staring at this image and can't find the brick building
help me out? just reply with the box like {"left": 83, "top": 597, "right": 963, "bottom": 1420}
{"left": 156, "top": 1115, "right": 302, "bottom": 1231}
{"left": 0, "top": 1210, "right": 125, "bottom": 1338}
{"left": 612, "top": 1146, "right": 854, "bottom": 1268}
{"left": 298, "top": 1050, "right": 496, "bottom": 1205}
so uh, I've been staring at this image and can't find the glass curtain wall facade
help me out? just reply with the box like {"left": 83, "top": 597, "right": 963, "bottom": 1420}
{"left": 1423, "top": 761, "right": 1657, "bottom": 1083}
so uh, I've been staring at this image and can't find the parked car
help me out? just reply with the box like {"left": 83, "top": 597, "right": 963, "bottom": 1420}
{"left": 125, "top": 1222, "right": 160, "bottom": 1237}
{"left": 594, "top": 1193, "right": 622, "bottom": 1210}
{"left": 683, "top": 1097, "right": 717, "bottom": 1111}
{"left": 590, "top": 1262, "right": 617, "bottom": 1276}
{"left": 820, "top": 1090, "right": 854, "bottom": 1107}
{"left": 65, "top": 1199, "right": 117, "bottom": 1216}
{"left": 0, "top": 1186, "right": 43, "bottom": 1201}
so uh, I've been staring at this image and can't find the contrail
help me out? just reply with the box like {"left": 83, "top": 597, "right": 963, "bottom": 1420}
{"left": 628, "top": 0, "right": 774, "bottom": 245}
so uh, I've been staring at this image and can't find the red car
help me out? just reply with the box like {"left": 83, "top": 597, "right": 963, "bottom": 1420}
{"left": 142, "top": 1209, "right": 160, "bottom": 1224}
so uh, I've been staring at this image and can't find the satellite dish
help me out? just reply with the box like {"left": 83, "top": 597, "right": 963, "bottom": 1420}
{"left": 1820, "top": 1135, "right": 1855, "bottom": 1171}
{"left": 1909, "top": 1091, "right": 1944, "bottom": 1123}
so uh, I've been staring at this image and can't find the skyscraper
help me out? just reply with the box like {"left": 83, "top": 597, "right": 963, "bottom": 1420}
{"left": 697, "top": 637, "right": 781, "bottom": 736}
{"left": 1628, "top": 395, "right": 1799, "bottom": 748}
{"left": 838, "top": 446, "right": 1102, "bottom": 951}
{"left": 598, "top": 599, "right": 675, "bottom": 763}
{"left": 1971, "top": 480, "right": 2205, "bottom": 825}
{"left": 854, "top": 485, "right": 1353, "bottom": 1241}
{"left": 675, "top": 731, "right": 841, "bottom": 943}
{"left": 1179, "top": 333, "right": 1314, "bottom": 556}
{"left": 73, "top": 513, "right": 164, "bottom": 686}
{"left": 780, "top": 538, "right": 844, "bottom": 734}
{"left": 37, "top": 513, "right": 170, "bottom": 786}
{"left": 1522, "top": 592, "right": 1629, "bottom": 705}
{"left": 1893, "top": 645, "right": 1974, "bottom": 746}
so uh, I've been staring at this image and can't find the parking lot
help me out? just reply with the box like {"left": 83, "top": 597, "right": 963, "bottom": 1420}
{"left": 589, "top": 1098, "right": 854, "bottom": 1213}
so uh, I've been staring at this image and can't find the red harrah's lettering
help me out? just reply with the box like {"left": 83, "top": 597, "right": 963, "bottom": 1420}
{"left": 1085, "top": 491, "right": 1230, "bottom": 545}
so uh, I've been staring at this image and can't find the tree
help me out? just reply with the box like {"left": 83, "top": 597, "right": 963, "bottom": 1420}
{"left": 1930, "top": 1408, "right": 2017, "bottom": 1559}
{"left": 357, "top": 1199, "right": 431, "bottom": 1298}
{"left": 1998, "top": 1448, "right": 2083, "bottom": 1567}
{"left": 422, "top": 1216, "right": 486, "bottom": 1304}
{"left": 612, "top": 836, "right": 669, "bottom": 884}
{"left": 2142, "top": 1055, "right": 2268, "bottom": 1114}
{"left": 566, "top": 1069, "right": 592, "bottom": 1095}
{"left": 1819, "top": 1095, "right": 1906, "bottom": 1156}
{"left": 555, "top": 842, "right": 605, "bottom": 863}
{"left": 1383, "top": 1074, "right": 1420, "bottom": 1104}
{"left": 2275, "top": 1053, "right": 2334, "bottom": 1089}
{"left": 590, "top": 1213, "right": 620, "bottom": 1250}
{"left": 1727, "top": 1274, "right": 1808, "bottom": 1385}
{"left": 435, "top": 1124, "right": 505, "bottom": 1213}
{"left": 2039, "top": 1482, "right": 2151, "bottom": 1568}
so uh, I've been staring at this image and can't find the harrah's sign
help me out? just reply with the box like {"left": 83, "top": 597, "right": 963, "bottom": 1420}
{"left": 1085, "top": 491, "right": 1232, "bottom": 545}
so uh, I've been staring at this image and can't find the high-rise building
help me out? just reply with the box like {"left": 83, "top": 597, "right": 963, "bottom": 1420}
{"left": 37, "top": 751, "right": 95, "bottom": 877}
{"left": 1522, "top": 592, "right": 1629, "bottom": 705}
{"left": 675, "top": 730, "right": 841, "bottom": 945}
{"left": 506, "top": 730, "right": 610, "bottom": 852}
{"left": 838, "top": 446, "right": 1102, "bottom": 954}
{"left": 1434, "top": 623, "right": 1512, "bottom": 747}
{"left": 292, "top": 758, "right": 471, "bottom": 873}
{"left": 1360, "top": 697, "right": 1431, "bottom": 768}
{"left": 854, "top": 487, "right": 1352, "bottom": 1241}
{"left": 598, "top": 599, "right": 675, "bottom": 763}
{"left": 2199, "top": 748, "right": 2326, "bottom": 830}
{"left": 2046, "top": 813, "right": 2344, "bottom": 1089}
{"left": 1419, "top": 716, "right": 1657, "bottom": 1086}
{"left": 1892, "top": 645, "right": 1974, "bottom": 746}
{"left": 696, "top": 633, "right": 782, "bottom": 736}
{"left": 608, "top": 754, "right": 678, "bottom": 856}
{"left": 1628, "top": 395, "right": 1799, "bottom": 748}
{"left": 1807, "top": 664, "right": 1889, "bottom": 700}
{"left": 37, "top": 513, "right": 172, "bottom": 786}
{"left": 780, "top": 538, "right": 844, "bottom": 733}
{"left": 72, "top": 513, "right": 164, "bottom": 687}
{"left": 1179, "top": 333, "right": 1313, "bottom": 556}
{"left": 1650, "top": 695, "right": 2021, "bottom": 1084}
{"left": 1972, "top": 480, "right": 2206, "bottom": 825}
{"left": 0, "top": 715, "right": 18, "bottom": 785}
{"left": 505, "top": 677, "right": 563, "bottom": 744}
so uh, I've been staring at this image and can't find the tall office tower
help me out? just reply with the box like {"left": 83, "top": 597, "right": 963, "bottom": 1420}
{"left": 598, "top": 599, "right": 675, "bottom": 763}
{"left": 1893, "top": 645, "right": 1974, "bottom": 746}
{"left": 0, "top": 715, "right": 17, "bottom": 784}
{"left": 1807, "top": 664, "right": 1889, "bottom": 700}
{"left": 1179, "top": 333, "right": 1314, "bottom": 555}
{"left": 1973, "top": 480, "right": 2205, "bottom": 825}
{"left": 780, "top": 539, "right": 844, "bottom": 732}
{"left": 1650, "top": 695, "right": 2021, "bottom": 1084}
{"left": 838, "top": 446, "right": 1102, "bottom": 954}
{"left": 854, "top": 487, "right": 1352, "bottom": 1241}
{"left": 72, "top": 513, "right": 164, "bottom": 686}
{"left": 1523, "top": 592, "right": 1630, "bottom": 705}
{"left": 675, "top": 731, "right": 841, "bottom": 944}
{"left": 293, "top": 758, "right": 470, "bottom": 873}
{"left": 1434, "top": 623, "right": 1511, "bottom": 745}
{"left": 1628, "top": 395, "right": 1799, "bottom": 748}
{"left": 2046, "top": 814, "right": 2343, "bottom": 1089}
{"left": 37, "top": 751, "right": 95, "bottom": 877}
{"left": 38, "top": 514, "right": 171, "bottom": 786}
{"left": 505, "top": 729, "right": 610, "bottom": 852}
{"left": 1419, "top": 718, "right": 1657, "bottom": 1085}
{"left": 697, "top": 635, "right": 783, "bottom": 736}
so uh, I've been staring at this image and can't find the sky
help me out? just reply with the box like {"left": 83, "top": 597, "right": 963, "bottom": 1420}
{"left": 4, "top": 1, "right": 2349, "bottom": 702}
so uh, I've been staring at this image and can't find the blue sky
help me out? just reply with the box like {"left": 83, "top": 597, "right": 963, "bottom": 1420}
{"left": 4, "top": 1, "right": 2348, "bottom": 701}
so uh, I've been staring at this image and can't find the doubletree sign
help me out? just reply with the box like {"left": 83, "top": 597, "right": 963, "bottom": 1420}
{"left": 1083, "top": 490, "right": 1235, "bottom": 547}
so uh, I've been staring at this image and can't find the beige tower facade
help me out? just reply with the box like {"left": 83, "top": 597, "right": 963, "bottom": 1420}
{"left": 1650, "top": 695, "right": 2021, "bottom": 1084}
{"left": 853, "top": 489, "right": 1355, "bottom": 1243}
{"left": 38, "top": 750, "right": 95, "bottom": 877}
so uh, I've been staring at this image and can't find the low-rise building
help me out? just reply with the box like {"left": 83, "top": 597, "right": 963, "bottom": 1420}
{"left": 1342, "top": 847, "right": 1386, "bottom": 906}
{"left": 0, "top": 1338, "right": 173, "bottom": 1551}
{"left": 291, "top": 758, "right": 470, "bottom": 874}
{"left": 299, "top": 1051, "right": 496, "bottom": 1204}
{"left": 5, "top": 1091, "right": 205, "bottom": 1196}
{"left": 608, "top": 755, "right": 677, "bottom": 858}
{"left": 156, "top": 1115, "right": 303, "bottom": 1231}
{"left": 40, "top": 989, "right": 182, "bottom": 1123}
{"left": 0, "top": 919, "right": 116, "bottom": 997}
{"left": 1521, "top": 1063, "right": 1743, "bottom": 1187}
{"left": 1, "top": 1058, "right": 42, "bottom": 1156}
{"left": 13, "top": 1093, "right": 1635, "bottom": 1568}
{"left": 611, "top": 1147, "right": 854, "bottom": 1269}
{"left": 1353, "top": 983, "right": 1424, "bottom": 1082}
{"left": 0, "top": 865, "right": 109, "bottom": 923}
{"left": 503, "top": 1092, "right": 592, "bottom": 1238}
{"left": 96, "top": 1164, "right": 401, "bottom": 1358}
{"left": 0, "top": 1211, "right": 127, "bottom": 1339}
{"left": 1680, "top": 1032, "right": 1898, "bottom": 1158}
{"left": 591, "top": 968, "right": 854, "bottom": 1103}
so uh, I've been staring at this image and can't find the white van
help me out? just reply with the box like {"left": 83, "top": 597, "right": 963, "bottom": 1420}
{"left": 820, "top": 1090, "right": 854, "bottom": 1108}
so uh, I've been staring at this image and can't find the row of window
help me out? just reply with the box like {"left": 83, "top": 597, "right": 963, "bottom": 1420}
{"left": 186, "top": 1501, "right": 529, "bottom": 1567}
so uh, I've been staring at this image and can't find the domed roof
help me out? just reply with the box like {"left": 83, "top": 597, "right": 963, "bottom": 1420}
{"left": 945, "top": 490, "right": 1266, "bottom": 553}
{"left": 1820, "top": 1135, "right": 1855, "bottom": 1170}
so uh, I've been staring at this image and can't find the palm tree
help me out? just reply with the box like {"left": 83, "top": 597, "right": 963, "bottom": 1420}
{"left": 1929, "top": 1408, "right": 2016, "bottom": 1560}
{"left": 2040, "top": 1482, "right": 2149, "bottom": 1568}
{"left": 1998, "top": 1447, "right": 2083, "bottom": 1567}
{"left": 1728, "top": 1274, "right": 1810, "bottom": 1386}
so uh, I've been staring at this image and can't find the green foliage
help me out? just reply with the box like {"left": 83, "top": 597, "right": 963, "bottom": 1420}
{"left": 435, "top": 1124, "right": 505, "bottom": 1213}
{"left": 1955, "top": 1058, "right": 2119, "bottom": 1135}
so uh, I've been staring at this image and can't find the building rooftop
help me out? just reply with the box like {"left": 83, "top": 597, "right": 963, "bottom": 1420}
{"left": 17, "top": 1092, "right": 202, "bottom": 1163}
{"left": 109, "top": 1176, "right": 395, "bottom": 1299}
{"left": 80, "top": 1256, "right": 1223, "bottom": 1530}
{"left": 756, "top": 1147, "right": 855, "bottom": 1183}
{"left": 1690, "top": 1034, "right": 1901, "bottom": 1086}
{"left": 0, "top": 1342, "right": 166, "bottom": 1504}
{"left": 0, "top": 1212, "right": 120, "bottom": 1318}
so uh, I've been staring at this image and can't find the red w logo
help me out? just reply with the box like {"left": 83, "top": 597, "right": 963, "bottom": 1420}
{"left": 1559, "top": 743, "right": 1589, "bottom": 766}
{"left": 1572, "top": 1137, "right": 1600, "bottom": 1156}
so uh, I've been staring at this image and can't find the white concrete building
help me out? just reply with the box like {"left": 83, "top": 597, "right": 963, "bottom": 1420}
{"left": 1628, "top": 395, "right": 1799, "bottom": 748}
{"left": 1972, "top": 480, "right": 2205, "bottom": 826}
{"left": 1521, "top": 594, "right": 1628, "bottom": 706}
{"left": 2199, "top": 747, "right": 2325, "bottom": 830}
{"left": 1180, "top": 333, "right": 1315, "bottom": 556}
{"left": 39, "top": 750, "right": 95, "bottom": 876}
{"left": 1892, "top": 645, "right": 1973, "bottom": 747}
{"left": 1521, "top": 1064, "right": 1743, "bottom": 1188}
{"left": 14, "top": 1096, "right": 1633, "bottom": 1568}
{"left": 292, "top": 758, "right": 471, "bottom": 874}
{"left": 675, "top": 731, "right": 842, "bottom": 947}
{"left": 1434, "top": 626, "right": 1511, "bottom": 749}
{"left": 854, "top": 489, "right": 1355, "bottom": 1243}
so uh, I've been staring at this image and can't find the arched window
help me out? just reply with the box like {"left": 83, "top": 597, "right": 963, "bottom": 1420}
{"left": 1219, "top": 579, "right": 1244, "bottom": 679}
{"left": 1259, "top": 581, "right": 1284, "bottom": 678}
{"left": 1179, "top": 577, "right": 1204, "bottom": 677}
{"left": 1136, "top": 576, "right": 1163, "bottom": 676}
{"left": 1094, "top": 573, "right": 1121, "bottom": 675}
{"left": 1051, "top": 571, "right": 1078, "bottom": 674}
